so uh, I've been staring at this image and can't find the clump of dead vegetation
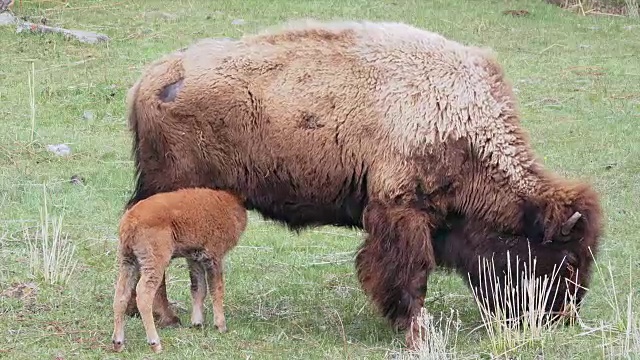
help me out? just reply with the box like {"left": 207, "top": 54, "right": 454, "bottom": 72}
{"left": 26, "top": 186, "right": 78, "bottom": 286}
{"left": 469, "top": 246, "right": 577, "bottom": 357}
{"left": 385, "top": 308, "right": 462, "bottom": 360}
{"left": 545, "top": 0, "right": 639, "bottom": 17}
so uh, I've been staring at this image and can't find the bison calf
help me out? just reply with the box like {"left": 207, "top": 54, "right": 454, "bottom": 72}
{"left": 111, "top": 188, "right": 247, "bottom": 353}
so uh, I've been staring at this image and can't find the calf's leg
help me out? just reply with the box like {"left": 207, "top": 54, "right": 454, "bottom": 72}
{"left": 187, "top": 259, "right": 207, "bottom": 327}
{"left": 125, "top": 273, "right": 180, "bottom": 328}
{"left": 112, "top": 259, "right": 139, "bottom": 352}
{"left": 355, "top": 200, "right": 436, "bottom": 350}
{"left": 135, "top": 248, "right": 172, "bottom": 353}
{"left": 204, "top": 258, "right": 227, "bottom": 333}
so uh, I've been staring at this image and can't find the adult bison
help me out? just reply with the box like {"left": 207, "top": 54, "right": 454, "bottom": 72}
{"left": 121, "top": 20, "right": 603, "bottom": 347}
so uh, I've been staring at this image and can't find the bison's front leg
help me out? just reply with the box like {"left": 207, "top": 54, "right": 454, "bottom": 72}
{"left": 355, "top": 200, "right": 436, "bottom": 349}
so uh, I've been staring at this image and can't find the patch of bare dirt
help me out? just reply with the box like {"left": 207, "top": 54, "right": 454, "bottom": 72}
{"left": 0, "top": 282, "right": 38, "bottom": 302}
{"left": 503, "top": 9, "right": 531, "bottom": 17}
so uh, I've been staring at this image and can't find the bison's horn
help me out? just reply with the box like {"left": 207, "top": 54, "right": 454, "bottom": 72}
{"left": 561, "top": 211, "right": 583, "bottom": 236}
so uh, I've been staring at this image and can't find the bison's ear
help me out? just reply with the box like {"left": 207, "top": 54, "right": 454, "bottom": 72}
{"left": 521, "top": 199, "right": 545, "bottom": 243}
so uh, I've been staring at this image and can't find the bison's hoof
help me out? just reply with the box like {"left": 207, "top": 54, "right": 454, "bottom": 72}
{"left": 158, "top": 315, "right": 181, "bottom": 328}
{"left": 404, "top": 319, "right": 427, "bottom": 351}
{"left": 125, "top": 308, "right": 140, "bottom": 318}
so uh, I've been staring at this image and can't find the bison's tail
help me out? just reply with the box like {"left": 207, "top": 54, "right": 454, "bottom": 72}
{"left": 125, "top": 79, "right": 146, "bottom": 210}
{"left": 124, "top": 52, "right": 186, "bottom": 211}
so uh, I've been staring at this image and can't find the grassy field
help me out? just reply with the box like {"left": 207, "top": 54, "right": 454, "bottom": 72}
{"left": 0, "top": 0, "right": 639, "bottom": 359}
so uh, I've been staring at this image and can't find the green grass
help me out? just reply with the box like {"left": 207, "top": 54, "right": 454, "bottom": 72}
{"left": 0, "top": 0, "right": 638, "bottom": 359}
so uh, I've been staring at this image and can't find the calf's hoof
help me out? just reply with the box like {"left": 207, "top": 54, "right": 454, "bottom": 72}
{"left": 191, "top": 322, "right": 203, "bottom": 329}
{"left": 215, "top": 322, "right": 227, "bottom": 333}
{"left": 149, "top": 341, "right": 163, "bottom": 353}
{"left": 112, "top": 339, "right": 124, "bottom": 353}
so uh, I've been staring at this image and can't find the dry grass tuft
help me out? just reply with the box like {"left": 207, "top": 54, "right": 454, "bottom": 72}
{"left": 469, "top": 244, "right": 578, "bottom": 356}
{"left": 576, "top": 252, "right": 640, "bottom": 358}
{"left": 626, "top": 0, "right": 639, "bottom": 17}
{"left": 545, "top": 0, "right": 639, "bottom": 17}
{"left": 26, "top": 185, "right": 78, "bottom": 286}
{"left": 389, "top": 308, "right": 462, "bottom": 360}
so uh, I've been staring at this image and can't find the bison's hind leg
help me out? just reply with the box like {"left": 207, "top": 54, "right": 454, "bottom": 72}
{"left": 355, "top": 200, "right": 436, "bottom": 349}
{"left": 154, "top": 273, "right": 182, "bottom": 328}
{"left": 124, "top": 273, "right": 181, "bottom": 329}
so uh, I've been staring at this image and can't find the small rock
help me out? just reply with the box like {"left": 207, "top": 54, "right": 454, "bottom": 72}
{"left": 588, "top": 26, "right": 600, "bottom": 31}
{"left": 624, "top": 25, "right": 638, "bottom": 31}
{"left": 579, "top": 44, "right": 591, "bottom": 49}
{"left": 15, "top": 22, "right": 110, "bottom": 44}
{"left": 231, "top": 19, "right": 245, "bottom": 25}
{"left": 65, "top": 29, "right": 110, "bottom": 44}
{"left": 46, "top": 144, "right": 71, "bottom": 157}
{"left": 0, "top": 12, "right": 16, "bottom": 25}
{"left": 82, "top": 110, "right": 94, "bottom": 120}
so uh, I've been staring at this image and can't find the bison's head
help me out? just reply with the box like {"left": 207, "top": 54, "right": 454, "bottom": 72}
{"left": 521, "top": 179, "right": 603, "bottom": 259}
{"left": 433, "top": 212, "right": 599, "bottom": 326}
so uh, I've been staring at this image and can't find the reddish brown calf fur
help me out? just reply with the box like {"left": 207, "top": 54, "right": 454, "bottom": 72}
{"left": 122, "top": 20, "right": 604, "bottom": 348}
{"left": 112, "top": 188, "right": 246, "bottom": 353}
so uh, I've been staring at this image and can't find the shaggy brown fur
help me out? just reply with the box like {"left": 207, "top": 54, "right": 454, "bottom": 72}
{"left": 122, "top": 20, "right": 604, "bottom": 347}
{"left": 112, "top": 188, "right": 247, "bottom": 353}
